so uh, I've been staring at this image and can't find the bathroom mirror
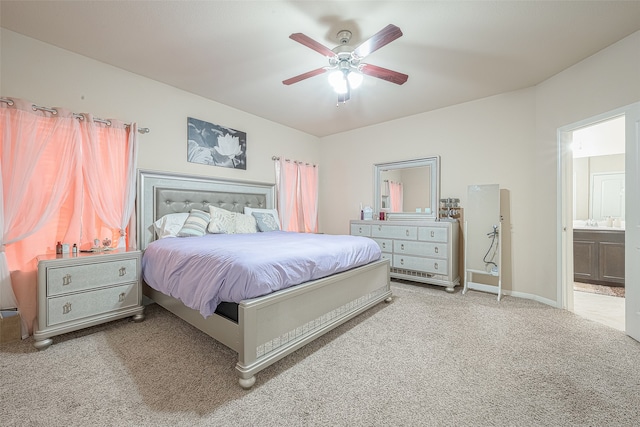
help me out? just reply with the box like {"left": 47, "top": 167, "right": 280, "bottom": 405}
{"left": 374, "top": 156, "right": 440, "bottom": 221}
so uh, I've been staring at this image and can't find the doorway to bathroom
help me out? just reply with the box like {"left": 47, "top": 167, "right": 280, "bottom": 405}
{"left": 559, "top": 102, "right": 640, "bottom": 341}
{"left": 571, "top": 116, "right": 625, "bottom": 331}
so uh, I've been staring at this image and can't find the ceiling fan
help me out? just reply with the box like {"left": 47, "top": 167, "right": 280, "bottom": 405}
{"left": 282, "top": 24, "right": 409, "bottom": 104}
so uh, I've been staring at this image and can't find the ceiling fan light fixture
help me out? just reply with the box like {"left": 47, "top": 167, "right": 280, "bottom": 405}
{"left": 328, "top": 70, "right": 348, "bottom": 94}
{"left": 348, "top": 71, "right": 363, "bottom": 89}
{"left": 328, "top": 69, "right": 363, "bottom": 94}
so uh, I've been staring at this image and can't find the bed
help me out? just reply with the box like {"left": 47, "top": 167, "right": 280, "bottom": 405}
{"left": 137, "top": 170, "right": 391, "bottom": 389}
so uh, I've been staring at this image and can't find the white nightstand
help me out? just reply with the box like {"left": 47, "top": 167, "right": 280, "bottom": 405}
{"left": 33, "top": 249, "right": 145, "bottom": 350}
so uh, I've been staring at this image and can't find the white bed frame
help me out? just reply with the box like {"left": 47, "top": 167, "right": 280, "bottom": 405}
{"left": 137, "top": 170, "right": 391, "bottom": 389}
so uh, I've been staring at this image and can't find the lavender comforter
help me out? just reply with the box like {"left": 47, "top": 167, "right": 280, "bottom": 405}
{"left": 141, "top": 231, "right": 381, "bottom": 318}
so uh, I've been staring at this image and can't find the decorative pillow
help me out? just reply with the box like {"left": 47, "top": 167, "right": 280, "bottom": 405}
{"left": 153, "top": 212, "right": 189, "bottom": 238}
{"left": 208, "top": 206, "right": 236, "bottom": 234}
{"left": 235, "top": 212, "right": 258, "bottom": 234}
{"left": 252, "top": 212, "right": 281, "bottom": 232}
{"left": 244, "top": 208, "right": 280, "bottom": 231}
{"left": 177, "top": 209, "right": 210, "bottom": 237}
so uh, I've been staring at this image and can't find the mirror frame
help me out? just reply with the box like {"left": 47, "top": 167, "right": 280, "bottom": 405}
{"left": 374, "top": 156, "right": 441, "bottom": 221}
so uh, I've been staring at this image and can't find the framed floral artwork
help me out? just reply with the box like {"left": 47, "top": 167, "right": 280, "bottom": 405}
{"left": 187, "top": 117, "right": 246, "bottom": 169}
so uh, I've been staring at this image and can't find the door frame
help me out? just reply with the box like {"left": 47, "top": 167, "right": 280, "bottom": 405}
{"left": 557, "top": 105, "right": 630, "bottom": 311}
{"left": 558, "top": 102, "right": 640, "bottom": 340}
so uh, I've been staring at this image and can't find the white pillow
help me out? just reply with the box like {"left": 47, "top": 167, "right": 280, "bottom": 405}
{"left": 153, "top": 213, "right": 189, "bottom": 238}
{"left": 208, "top": 206, "right": 236, "bottom": 234}
{"left": 235, "top": 212, "right": 258, "bottom": 234}
{"left": 243, "top": 208, "right": 280, "bottom": 231}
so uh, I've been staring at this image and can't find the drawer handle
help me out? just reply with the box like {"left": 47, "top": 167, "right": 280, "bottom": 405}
{"left": 400, "top": 243, "right": 405, "bottom": 251}
{"left": 382, "top": 242, "right": 386, "bottom": 249}
{"left": 378, "top": 225, "right": 382, "bottom": 231}
{"left": 434, "top": 262, "right": 439, "bottom": 270}
{"left": 400, "top": 258, "right": 404, "bottom": 265}
{"left": 431, "top": 231, "right": 435, "bottom": 237}
{"left": 119, "top": 267, "right": 127, "bottom": 276}
{"left": 405, "top": 229, "right": 409, "bottom": 236}
{"left": 62, "top": 274, "right": 72, "bottom": 286}
{"left": 435, "top": 247, "right": 439, "bottom": 254}
{"left": 62, "top": 302, "right": 72, "bottom": 315}
{"left": 119, "top": 292, "right": 126, "bottom": 302}
{"left": 358, "top": 227, "right": 362, "bottom": 233}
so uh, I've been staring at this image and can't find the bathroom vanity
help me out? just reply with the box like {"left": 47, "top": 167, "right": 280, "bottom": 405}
{"left": 573, "top": 228, "right": 624, "bottom": 286}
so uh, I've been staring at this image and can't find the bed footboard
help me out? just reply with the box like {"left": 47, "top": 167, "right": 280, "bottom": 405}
{"left": 235, "top": 258, "right": 391, "bottom": 389}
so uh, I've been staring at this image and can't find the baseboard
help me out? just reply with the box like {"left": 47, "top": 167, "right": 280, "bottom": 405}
{"left": 502, "top": 289, "right": 559, "bottom": 308}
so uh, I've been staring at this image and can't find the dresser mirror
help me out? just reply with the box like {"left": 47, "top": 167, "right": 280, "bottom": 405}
{"left": 374, "top": 156, "right": 440, "bottom": 221}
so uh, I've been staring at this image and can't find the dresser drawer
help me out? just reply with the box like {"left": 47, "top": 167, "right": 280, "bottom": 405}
{"left": 393, "top": 255, "right": 448, "bottom": 275}
{"left": 47, "top": 258, "right": 138, "bottom": 296}
{"left": 350, "top": 224, "right": 371, "bottom": 237}
{"left": 418, "top": 227, "right": 448, "bottom": 243}
{"left": 373, "top": 238, "right": 393, "bottom": 253}
{"left": 47, "top": 283, "right": 139, "bottom": 327}
{"left": 372, "top": 225, "right": 417, "bottom": 240}
{"left": 394, "top": 240, "right": 447, "bottom": 259}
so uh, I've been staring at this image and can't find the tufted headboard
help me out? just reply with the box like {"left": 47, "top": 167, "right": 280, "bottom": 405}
{"left": 137, "top": 170, "right": 275, "bottom": 250}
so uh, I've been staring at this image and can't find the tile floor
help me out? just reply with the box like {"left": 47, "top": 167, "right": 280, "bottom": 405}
{"left": 573, "top": 289, "right": 625, "bottom": 331}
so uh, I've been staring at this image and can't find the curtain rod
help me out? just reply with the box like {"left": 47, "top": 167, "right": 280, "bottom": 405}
{"left": 0, "top": 97, "right": 150, "bottom": 134}
{"left": 272, "top": 156, "right": 316, "bottom": 167}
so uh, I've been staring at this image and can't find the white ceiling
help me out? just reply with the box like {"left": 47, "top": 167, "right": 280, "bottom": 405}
{"left": 2, "top": 1, "right": 640, "bottom": 137}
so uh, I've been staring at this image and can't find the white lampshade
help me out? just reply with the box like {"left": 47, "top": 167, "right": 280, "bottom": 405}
{"left": 328, "top": 70, "right": 348, "bottom": 94}
{"left": 328, "top": 70, "right": 363, "bottom": 94}
{"left": 347, "top": 71, "right": 363, "bottom": 89}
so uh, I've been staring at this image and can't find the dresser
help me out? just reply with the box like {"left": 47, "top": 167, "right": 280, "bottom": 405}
{"left": 351, "top": 219, "right": 460, "bottom": 292}
{"left": 33, "top": 249, "right": 145, "bottom": 350}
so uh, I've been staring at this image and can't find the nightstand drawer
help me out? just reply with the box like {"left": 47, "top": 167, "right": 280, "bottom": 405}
{"left": 47, "top": 258, "right": 138, "bottom": 296}
{"left": 47, "top": 283, "right": 139, "bottom": 327}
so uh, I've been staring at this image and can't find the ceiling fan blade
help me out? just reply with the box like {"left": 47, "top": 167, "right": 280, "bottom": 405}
{"left": 361, "top": 63, "right": 408, "bottom": 85}
{"left": 289, "top": 33, "right": 336, "bottom": 58}
{"left": 282, "top": 67, "right": 328, "bottom": 85}
{"left": 352, "top": 24, "right": 403, "bottom": 59}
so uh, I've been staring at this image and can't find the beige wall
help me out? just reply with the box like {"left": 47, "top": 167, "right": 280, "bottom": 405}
{"left": 534, "top": 30, "right": 640, "bottom": 301}
{"left": 3, "top": 27, "right": 639, "bottom": 305}
{"left": 1, "top": 29, "right": 320, "bottom": 185}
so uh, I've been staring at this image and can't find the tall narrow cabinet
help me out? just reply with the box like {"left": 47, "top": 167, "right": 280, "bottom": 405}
{"left": 351, "top": 219, "right": 460, "bottom": 292}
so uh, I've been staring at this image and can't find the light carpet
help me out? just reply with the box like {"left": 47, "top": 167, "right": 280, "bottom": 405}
{"left": 1, "top": 282, "right": 639, "bottom": 426}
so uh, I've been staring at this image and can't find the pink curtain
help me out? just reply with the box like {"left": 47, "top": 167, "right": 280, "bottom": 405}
{"left": 389, "top": 180, "right": 404, "bottom": 212}
{"left": 275, "top": 158, "right": 318, "bottom": 233}
{"left": 0, "top": 98, "right": 136, "bottom": 335}
{"left": 1, "top": 99, "right": 80, "bottom": 320}
{"left": 80, "top": 116, "right": 138, "bottom": 248}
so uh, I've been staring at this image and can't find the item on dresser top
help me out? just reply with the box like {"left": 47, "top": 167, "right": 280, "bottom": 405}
{"left": 363, "top": 206, "right": 373, "bottom": 220}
